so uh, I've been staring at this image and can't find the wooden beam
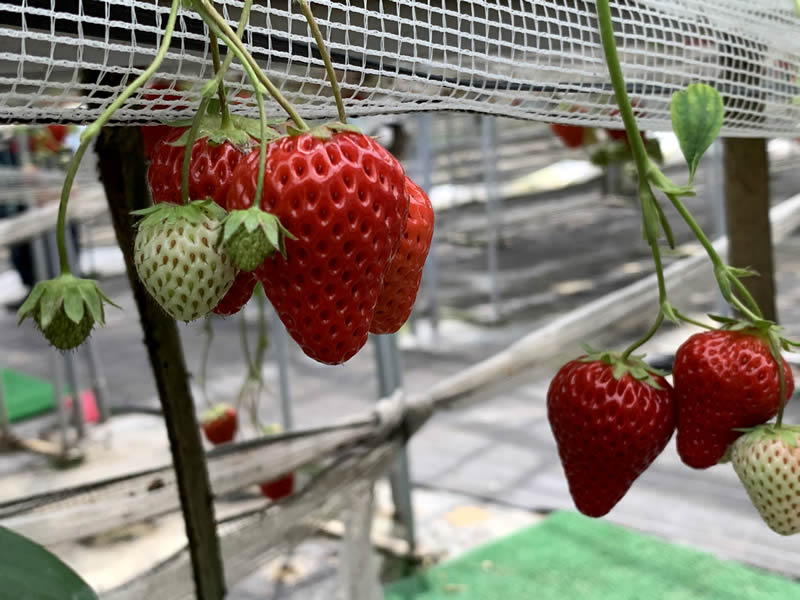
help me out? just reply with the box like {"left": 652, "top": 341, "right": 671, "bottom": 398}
{"left": 723, "top": 138, "right": 776, "bottom": 321}
{"left": 94, "top": 127, "right": 226, "bottom": 600}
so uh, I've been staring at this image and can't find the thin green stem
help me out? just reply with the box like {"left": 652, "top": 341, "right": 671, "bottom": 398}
{"left": 776, "top": 354, "right": 786, "bottom": 427}
{"left": 196, "top": 0, "right": 310, "bottom": 131}
{"left": 55, "top": 0, "right": 180, "bottom": 274}
{"left": 622, "top": 312, "right": 664, "bottom": 360}
{"left": 673, "top": 309, "right": 714, "bottom": 331}
{"left": 209, "top": 31, "right": 232, "bottom": 129}
{"left": 254, "top": 285, "right": 269, "bottom": 369}
{"left": 199, "top": 315, "right": 215, "bottom": 408}
{"left": 240, "top": 310, "right": 254, "bottom": 375}
{"left": 296, "top": 0, "right": 347, "bottom": 123}
{"left": 200, "top": 0, "right": 253, "bottom": 100}
{"left": 56, "top": 142, "right": 89, "bottom": 273}
{"left": 181, "top": 97, "right": 212, "bottom": 205}
{"left": 253, "top": 81, "right": 268, "bottom": 208}
{"left": 595, "top": 0, "right": 651, "bottom": 183}
{"left": 666, "top": 192, "right": 763, "bottom": 321}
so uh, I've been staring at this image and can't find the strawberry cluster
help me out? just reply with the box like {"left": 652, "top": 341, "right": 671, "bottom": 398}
{"left": 548, "top": 329, "right": 796, "bottom": 533}
{"left": 137, "top": 121, "right": 434, "bottom": 365}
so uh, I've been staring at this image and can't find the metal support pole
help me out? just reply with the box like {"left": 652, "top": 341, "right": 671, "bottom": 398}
{"left": 271, "top": 310, "right": 293, "bottom": 431}
{"left": 417, "top": 113, "right": 439, "bottom": 343}
{"left": 64, "top": 223, "right": 110, "bottom": 422}
{"left": 481, "top": 115, "right": 501, "bottom": 322}
{"left": 372, "top": 334, "right": 416, "bottom": 552}
{"left": 46, "top": 230, "right": 85, "bottom": 438}
{"left": 31, "top": 235, "right": 70, "bottom": 456}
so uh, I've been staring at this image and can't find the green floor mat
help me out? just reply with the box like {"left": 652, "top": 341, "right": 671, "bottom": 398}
{"left": 384, "top": 511, "right": 799, "bottom": 600}
{"left": 0, "top": 368, "right": 55, "bottom": 422}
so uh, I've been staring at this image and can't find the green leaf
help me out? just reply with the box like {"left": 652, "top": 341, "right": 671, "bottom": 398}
{"left": 62, "top": 285, "right": 85, "bottom": 324}
{"left": 0, "top": 527, "right": 98, "bottom": 600}
{"left": 670, "top": 83, "right": 724, "bottom": 182}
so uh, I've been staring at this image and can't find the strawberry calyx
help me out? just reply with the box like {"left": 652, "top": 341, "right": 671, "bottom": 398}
{"left": 290, "top": 121, "right": 362, "bottom": 139}
{"left": 732, "top": 423, "right": 800, "bottom": 448}
{"left": 167, "top": 107, "right": 284, "bottom": 152}
{"left": 579, "top": 344, "right": 667, "bottom": 390}
{"left": 132, "top": 198, "right": 227, "bottom": 228}
{"left": 220, "top": 207, "right": 295, "bottom": 271}
{"left": 201, "top": 402, "right": 235, "bottom": 424}
{"left": 17, "top": 273, "right": 119, "bottom": 350}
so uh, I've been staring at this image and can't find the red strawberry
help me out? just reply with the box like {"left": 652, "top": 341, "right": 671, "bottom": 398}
{"left": 212, "top": 271, "right": 258, "bottom": 316}
{"left": 548, "top": 355, "right": 676, "bottom": 517}
{"left": 148, "top": 127, "right": 253, "bottom": 208}
{"left": 201, "top": 403, "right": 238, "bottom": 445}
{"left": 141, "top": 81, "right": 188, "bottom": 157}
{"left": 550, "top": 123, "right": 586, "bottom": 148}
{"left": 259, "top": 473, "right": 295, "bottom": 501}
{"left": 226, "top": 130, "right": 408, "bottom": 364}
{"left": 673, "top": 329, "right": 794, "bottom": 469}
{"left": 370, "top": 177, "right": 434, "bottom": 334}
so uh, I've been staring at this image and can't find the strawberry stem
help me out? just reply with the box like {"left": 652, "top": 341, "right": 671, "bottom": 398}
{"left": 181, "top": 96, "right": 212, "bottom": 206}
{"left": 198, "top": 314, "right": 215, "bottom": 409}
{"left": 596, "top": 0, "right": 670, "bottom": 360}
{"left": 209, "top": 31, "right": 232, "bottom": 130}
{"left": 296, "top": 0, "right": 347, "bottom": 124}
{"left": 56, "top": 0, "right": 180, "bottom": 274}
{"left": 195, "top": 0, "right": 310, "bottom": 131}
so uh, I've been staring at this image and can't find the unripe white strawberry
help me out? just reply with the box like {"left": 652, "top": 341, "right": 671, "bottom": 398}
{"left": 731, "top": 424, "right": 800, "bottom": 536}
{"left": 133, "top": 200, "right": 236, "bottom": 322}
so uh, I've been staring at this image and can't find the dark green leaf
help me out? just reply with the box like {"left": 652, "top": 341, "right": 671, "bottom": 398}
{"left": 670, "top": 83, "right": 724, "bottom": 182}
{"left": 0, "top": 527, "right": 98, "bottom": 600}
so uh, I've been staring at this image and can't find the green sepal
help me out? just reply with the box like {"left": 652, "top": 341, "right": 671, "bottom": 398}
{"left": 132, "top": 199, "right": 227, "bottom": 230}
{"left": 220, "top": 207, "right": 296, "bottom": 271}
{"left": 16, "top": 273, "right": 119, "bottom": 350}
{"left": 670, "top": 83, "right": 724, "bottom": 183}
{"left": 727, "top": 265, "right": 759, "bottom": 279}
{"left": 201, "top": 402, "right": 234, "bottom": 423}
{"left": 639, "top": 185, "right": 662, "bottom": 244}
{"left": 302, "top": 121, "right": 363, "bottom": 140}
{"left": 660, "top": 300, "right": 680, "bottom": 324}
{"left": 734, "top": 424, "right": 800, "bottom": 449}
{"left": 167, "top": 113, "right": 282, "bottom": 151}
{"left": 577, "top": 345, "right": 667, "bottom": 389}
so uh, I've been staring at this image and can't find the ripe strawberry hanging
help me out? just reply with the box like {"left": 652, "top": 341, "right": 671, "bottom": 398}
{"left": 133, "top": 200, "right": 236, "bottom": 322}
{"left": 212, "top": 271, "right": 258, "bottom": 317}
{"left": 672, "top": 329, "right": 794, "bottom": 469}
{"left": 226, "top": 128, "right": 408, "bottom": 365}
{"left": 370, "top": 177, "right": 434, "bottom": 334}
{"left": 731, "top": 424, "right": 800, "bottom": 535}
{"left": 550, "top": 123, "right": 588, "bottom": 148}
{"left": 201, "top": 403, "right": 238, "bottom": 445}
{"left": 548, "top": 350, "right": 676, "bottom": 517}
{"left": 147, "top": 127, "right": 250, "bottom": 208}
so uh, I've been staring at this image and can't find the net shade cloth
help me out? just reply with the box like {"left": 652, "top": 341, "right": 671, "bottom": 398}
{"left": 0, "top": 0, "right": 797, "bottom": 135}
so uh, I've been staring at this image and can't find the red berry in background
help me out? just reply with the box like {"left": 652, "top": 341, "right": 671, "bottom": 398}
{"left": 672, "top": 329, "right": 794, "bottom": 469}
{"left": 212, "top": 271, "right": 258, "bottom": 317}
{"left": 201, "top": 403, "right": 238, "bottom": 446}
{"left": 148, "top": 127, "right": 252, "bottom": 208}
{"left": 370, "top": 177, "right": 434, "bottom": 334}
{"left": 226, "top": 131, "right": 408, "bottom": 365}
{"left": 259, "top": 473, "right": 295, "bottom": 501}
{"left": 550, "top": 122, "right": 586, "bottom": 148}
{"left": 548, "top": 357, "right": 676, "bottom": 517}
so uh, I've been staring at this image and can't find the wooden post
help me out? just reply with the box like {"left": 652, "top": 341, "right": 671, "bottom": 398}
{"left": 94, "top": 127, "right": 226, "bottom": 600}
{"left": 723, "top": 138, "right": 776, "bottom": 322}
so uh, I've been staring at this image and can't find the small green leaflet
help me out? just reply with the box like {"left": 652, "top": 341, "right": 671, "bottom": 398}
{"left": 0, "top": 527, "right": 98, "bottom": 600}
{"left": 670, "top": 83, "right": 724, "bottom": 183}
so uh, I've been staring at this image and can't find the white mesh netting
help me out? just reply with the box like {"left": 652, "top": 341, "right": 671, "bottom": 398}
{"left": 0, "top": 1, "right": 798, "bottom": 134}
